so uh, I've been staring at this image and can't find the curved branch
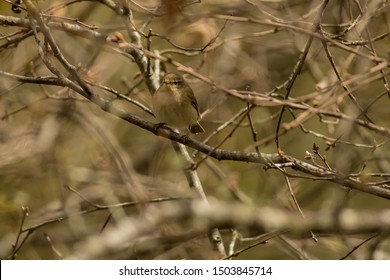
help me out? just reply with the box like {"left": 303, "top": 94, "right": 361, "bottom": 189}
{"left": 1, "top": 68, "right": 389, "bottom": 199}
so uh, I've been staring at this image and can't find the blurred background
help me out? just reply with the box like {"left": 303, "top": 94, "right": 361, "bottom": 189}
{"left": 0, "top": 0, "right": 389, "bottom": 259}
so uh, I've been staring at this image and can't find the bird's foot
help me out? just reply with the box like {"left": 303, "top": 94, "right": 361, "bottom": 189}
{"left": 153, "top": 122, "right": 167, "bottom": 135}
{"left": 179, "top": 132, "right": 191, "bottom": 142}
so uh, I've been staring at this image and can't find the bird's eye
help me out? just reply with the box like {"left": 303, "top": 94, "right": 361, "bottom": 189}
{"left": 173, "top": 81, "right": 179, "bottom": 85}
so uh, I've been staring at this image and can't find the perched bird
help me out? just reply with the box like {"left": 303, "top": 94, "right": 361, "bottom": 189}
{"left": 152, "top": 73, "right": 205, "bottom": 134}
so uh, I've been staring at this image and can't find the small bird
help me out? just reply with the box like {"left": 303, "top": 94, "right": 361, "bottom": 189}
{"left": 153, "top": 72, "right": 205, "bottom": 134}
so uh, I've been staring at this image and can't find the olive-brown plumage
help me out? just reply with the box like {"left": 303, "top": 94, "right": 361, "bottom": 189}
{"left": 153, "top": 73, "right": 205, "bottom": 134}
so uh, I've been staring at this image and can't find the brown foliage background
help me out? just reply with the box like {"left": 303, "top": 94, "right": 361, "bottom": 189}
{"left": 0, "top": 0, "right": 390, "bottom": 259}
